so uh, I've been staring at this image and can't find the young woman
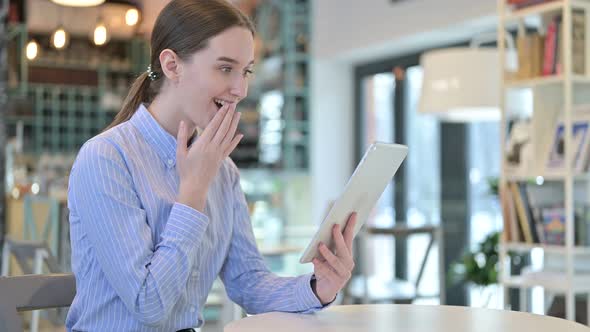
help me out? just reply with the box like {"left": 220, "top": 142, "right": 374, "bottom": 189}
{"left": 66, "top": 0, "right": 357, "bottom": 331}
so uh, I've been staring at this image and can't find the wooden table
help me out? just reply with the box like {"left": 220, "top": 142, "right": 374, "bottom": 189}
{"left": 224, "top": 304, "right": 590, "bottom": 332}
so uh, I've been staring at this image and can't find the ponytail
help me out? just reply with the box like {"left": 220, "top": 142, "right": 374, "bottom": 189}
{"left": 105, "top": 72, "right": 151, "bottom": 131}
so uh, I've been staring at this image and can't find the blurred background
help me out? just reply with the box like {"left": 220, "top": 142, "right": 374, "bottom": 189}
{"left": 2, "top": 0, "right": 590, "bottom": 331}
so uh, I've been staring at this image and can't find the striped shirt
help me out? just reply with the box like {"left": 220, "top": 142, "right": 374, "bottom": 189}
{"left": 66, "top": 104, "right": 323, "bottom": 331}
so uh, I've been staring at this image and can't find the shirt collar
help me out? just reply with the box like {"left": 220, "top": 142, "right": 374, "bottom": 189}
{"left": 130, "top": 104, "right": 178, "bottom": 168}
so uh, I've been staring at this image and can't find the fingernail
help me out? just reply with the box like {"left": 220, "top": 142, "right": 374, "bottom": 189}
{"left": 179, "top": 121, "right": 184, "bottom": 129}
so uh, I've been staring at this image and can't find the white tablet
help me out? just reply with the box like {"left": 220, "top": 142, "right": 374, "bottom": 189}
{"left": 299, "top": 142, "right": 408, "bottom": 264}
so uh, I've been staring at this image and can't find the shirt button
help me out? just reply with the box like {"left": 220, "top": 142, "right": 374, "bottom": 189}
{"left": 190, "top": 306, "right": 196, "bottom": 313}
{"left": 167, "top": 159, "right": 173, "bottom": 165}
{"left": 192, "top": 271, "right": 198, "bottom": 277}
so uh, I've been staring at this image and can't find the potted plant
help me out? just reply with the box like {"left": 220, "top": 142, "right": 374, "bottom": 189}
{"left": 448, "top": 231, "right": 500, "bottom": 307}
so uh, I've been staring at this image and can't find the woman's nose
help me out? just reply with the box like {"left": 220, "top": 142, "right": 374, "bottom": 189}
{"left": 230, "top": 77, "right": 248, "bottom": 99}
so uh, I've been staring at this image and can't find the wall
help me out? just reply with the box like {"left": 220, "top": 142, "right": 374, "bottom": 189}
{"left": 312, "top": 0, "right": 497, "bottom": 62}
{"left": 310, "top": 0, "right": 498, "bottom": 224}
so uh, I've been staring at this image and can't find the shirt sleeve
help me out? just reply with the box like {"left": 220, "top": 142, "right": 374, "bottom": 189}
{"left": 68, "top": 138, "right": 210, "bottom": 325}
{"left": 218, "top": 163, "right": 325, "bottom": 314}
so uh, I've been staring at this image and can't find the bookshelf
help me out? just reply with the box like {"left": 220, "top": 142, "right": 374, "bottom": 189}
{"left": 498, "top": 0, "right": 590, "bottom": 323}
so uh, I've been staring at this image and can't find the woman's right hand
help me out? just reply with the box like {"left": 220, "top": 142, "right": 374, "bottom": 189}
{"left": 176, "top": 103, "right": 243, "bottom": 212}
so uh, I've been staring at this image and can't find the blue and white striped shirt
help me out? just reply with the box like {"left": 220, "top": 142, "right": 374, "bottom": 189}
{"left": 66, "top": 105, "right": 323, "bottom": 331}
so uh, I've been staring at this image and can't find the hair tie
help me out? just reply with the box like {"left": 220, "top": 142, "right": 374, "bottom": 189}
{"left": 146, "top": 65, "right": 160, "bottom": 81}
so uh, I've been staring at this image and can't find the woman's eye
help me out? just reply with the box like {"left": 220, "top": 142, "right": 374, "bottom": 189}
{"left": 244, "top": 69, "right": 254, "bottom": 77}
{"left": 221, "top": 67, "right": 232, "bottom": 73}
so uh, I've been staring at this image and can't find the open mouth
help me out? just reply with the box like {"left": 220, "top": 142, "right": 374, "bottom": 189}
{"left": 213, "top": 98, "right": 229, "bottom": 110}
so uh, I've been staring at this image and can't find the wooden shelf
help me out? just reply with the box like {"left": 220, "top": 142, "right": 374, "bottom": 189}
{"left": 502, "top": 242, "right": 590, "bottom": 255}
{"left": 504, "top": 170, "right": 590, "bottom": 181}
{"left": 29, "top": 59, "right": 133, "bottom": 73}
{"left": 503, "top": 0, "right": 589, "bottom": 22}
{"left": 505, "top": 74, "right": 590, "bottom": 88}
{"left": 502, "top": 272, "right": 590, "bottom": 292}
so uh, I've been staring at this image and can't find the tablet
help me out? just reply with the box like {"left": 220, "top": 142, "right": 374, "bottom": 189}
{"left": 299, "top": 142, "right": 408, "bottom": 264}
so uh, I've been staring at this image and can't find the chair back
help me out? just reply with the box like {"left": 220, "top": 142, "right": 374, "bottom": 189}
{"left": 0, "top": 273, "right": 76, "bottom": 331}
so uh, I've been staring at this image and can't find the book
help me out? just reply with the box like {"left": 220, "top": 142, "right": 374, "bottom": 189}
{"left": 510, "top": 182, "right": 535, "bottom": 243}
{"left": 546, "top": 112, "right": 590, "bottom": 173}
{"left": 532, "top": 206, "right": 546, "bottom": 244}
{"left": 541, "top": 11, "right": 585, "bottom": 76}
{"left": 519, "top": 182, "right": 540, "bottom": 243}
{"left": 542, "top": 207, "right": 565, "bottom": 245}
{"left": 575, "top": 205, "right": 590, "bottom": 246}
{"left": 510, "top": 189, "right": 523, "bottom": 242}
{"left": 572, "top": 10, "right": 586, "bottom": 75}
{"left": 555, "top": 16, "right": 563, "bottom": 74}
{"left": 531, "top": 34, "right": 545, "bottom": 77}
{"left": 500, "top": 185, "right": 514, "bottom": 242}
{"left": 516, "top": 33, "right": 545, "bottom": 79}
{"left": 525, "top": 186, "right": 547, "bottom": 244}
{"left": 517, "top": 35, "right": 533, "bottom": 79}
{"left": 543, "top": 16, "right": 560, "bottom": 76}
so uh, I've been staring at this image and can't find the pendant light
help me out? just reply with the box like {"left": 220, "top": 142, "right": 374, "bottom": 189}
{"left": 51, "top": 0, "right": 105, "bottom": 7}
{"left": 26, "top": 40, "right": 39, "bottom": 60}
{"left": 418, "top": 32, "right": 518, "bottom": 122}
{"left": 51, "top": 26, "right": 69, "bottom": 49}
{"left": 125, "top": 7, "right": 139, "bottom": 26}
{"left": 50, "top": 8, "right": 69, "bottom": 50}
{"left": 93, "top": 17, "right": 109, "bottom": 46}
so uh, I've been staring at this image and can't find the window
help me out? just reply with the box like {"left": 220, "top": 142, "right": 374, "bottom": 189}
{"left": 359, "top": 73, "right": 396, "bottom": 280}
{"left": 405, "top": 66, "right": 441, "bottom": 303}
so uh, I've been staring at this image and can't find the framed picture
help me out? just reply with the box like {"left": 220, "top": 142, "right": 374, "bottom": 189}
{"left": 546, "top": 112, "right": 590, "bottom": 173}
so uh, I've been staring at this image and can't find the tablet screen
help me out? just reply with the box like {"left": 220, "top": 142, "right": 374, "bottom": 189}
{"left": 299, "top": 142, "right": 408, "bottom": 263}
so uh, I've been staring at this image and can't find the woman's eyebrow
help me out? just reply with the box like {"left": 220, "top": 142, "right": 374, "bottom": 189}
{"left": 217, "top": 56, "right": 255, "bottom": 66}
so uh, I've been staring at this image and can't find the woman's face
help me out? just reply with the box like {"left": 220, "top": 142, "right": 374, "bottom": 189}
{"left": 177, "top": 26, "right": 255, "bottom": 129}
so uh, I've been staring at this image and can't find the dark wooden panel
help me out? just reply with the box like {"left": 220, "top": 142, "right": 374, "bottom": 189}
{"left": 28, "top": 67, "right": 98, "bottom": 86}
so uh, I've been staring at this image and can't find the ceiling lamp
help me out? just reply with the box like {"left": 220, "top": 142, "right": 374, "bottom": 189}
{"left": 93, "top": 20, "right": 109, "bottom": 46}
{"left": 51, "top": 0, "right": 105, "bottom": 6}
{"left": 26, "top": 40, "right": 39, "bottom": 60}
{"left": 418, "top": 33, "right": 518, "bottom": 122}
{"left": 125, "top": 7, "right": 139, "bottom": 26}
{"left": 51, "top": 26, "right": 69, "bottom": 49}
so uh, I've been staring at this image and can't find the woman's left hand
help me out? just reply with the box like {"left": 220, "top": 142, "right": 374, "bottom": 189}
{"left": 312, "top": 212, "right": 357, "bottom": 304}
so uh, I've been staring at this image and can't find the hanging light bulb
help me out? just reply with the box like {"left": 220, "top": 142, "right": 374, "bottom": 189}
{"left": 26, "top": 40, "right": 39, "bottom": 60}
{"left": 51, "top": 26, "right": 69, "bottom": 49}
{"left": 93, "top": 20, "right": 109, "bottom": 46}
{"left": 125, "top": 8, "right": 139, "bottom": 26}
{"left": 51, "top": 0, "right": 105, "bottom": 7}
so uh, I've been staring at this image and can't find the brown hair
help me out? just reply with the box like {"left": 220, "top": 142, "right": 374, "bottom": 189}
{"left": 106, "top": 0, "right": 255, "bottom": 130}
